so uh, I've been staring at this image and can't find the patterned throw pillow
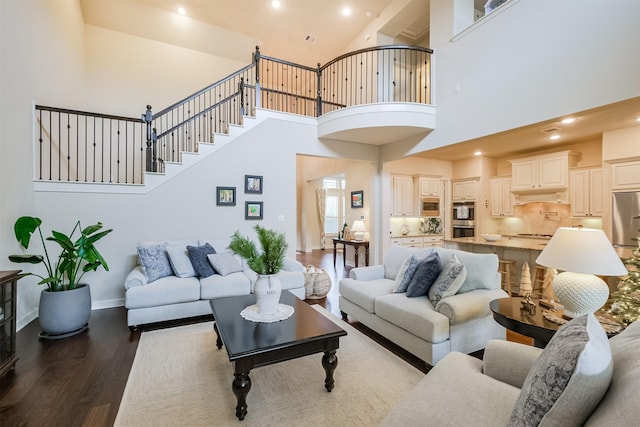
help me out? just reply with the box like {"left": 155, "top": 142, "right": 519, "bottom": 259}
{"left": 207, "top": 253, "right": 243, "bottom": 276}
{"left": 405, "top": 252, "right": 441, "bottom": 298}
{"left": 394, "top": 249, "right": 434, "bottom": 293}
{"left": 137, "top": 244, "right": 173, "bottom": 283}
{"left": 508, "top": 313, "right": 613, "bottom": 427}
{"left": 186, "top": 243, "right": 217, "bottom": 278}
{"left": 428, "top": 254, "right": 467, "bottom": 305}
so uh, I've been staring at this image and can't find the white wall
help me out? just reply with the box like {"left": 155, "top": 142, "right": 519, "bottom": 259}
{"left": 383, "top": 0, "right": 640, "bottom": 159}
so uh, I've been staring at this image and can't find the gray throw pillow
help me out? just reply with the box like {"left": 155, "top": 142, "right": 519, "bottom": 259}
{"left": 166, "top": 245, "right": 197, "bottom": 278}
{"left": 406, "top": 252, "right": 441, "bottom": 298}
{"left": 394, "top": 249, "right": 434, "bottom": 293}
{"left": 207, "top": 253, "right": 243, "bottom": 276}
{"left": 508, "top": 313, "right": 613, "bottom": 427}
{"left": 186, "top": 243, "right": 217, "bottom": 278}
{"left": 428, "top": 254, "right": 467, "bottom": 305}
{"left": 137, "top": 244, "right": 173, "bottom": 283}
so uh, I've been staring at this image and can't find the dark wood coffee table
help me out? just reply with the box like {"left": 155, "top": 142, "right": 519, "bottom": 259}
{"left": 490, "top": 297, "right": 561, "bottom": 348}
{"left": 209, "top": 291, "right": 347, "bottom": 421}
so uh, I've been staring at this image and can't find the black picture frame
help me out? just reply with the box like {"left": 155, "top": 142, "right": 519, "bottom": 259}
{"left": 245, "top": 175, "right": 263, "bottom": 194}
{"left": 216, "top": 186, "right": 236, "bottom": 206}
{"left": 351, "top": 190, "right": 364, "bottom": 208}
{"left": 245, "top": 201, "right": 263, "bottom": 220}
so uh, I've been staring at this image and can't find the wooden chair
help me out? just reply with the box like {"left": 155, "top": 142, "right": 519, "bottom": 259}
{"left": 498, "top": 259, "right": 518, "bottom": 296}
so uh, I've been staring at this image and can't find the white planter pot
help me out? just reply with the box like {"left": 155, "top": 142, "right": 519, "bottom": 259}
{"left": 253, "top": 274, "right": 281, "bottom": 315}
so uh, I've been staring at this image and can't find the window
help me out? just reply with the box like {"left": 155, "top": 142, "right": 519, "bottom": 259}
{"left": 323, "top": 175, "right": 345, "bottom": 236}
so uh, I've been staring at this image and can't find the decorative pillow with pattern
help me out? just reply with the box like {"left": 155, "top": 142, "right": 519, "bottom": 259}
{"left": 393, "top": 249, "right": 434, "bottom": 293}
{"left": 428, "top": 254, "right": 467, "bottom": 305}
{"left": 406, "top": 252, "right": 441, "bottom": 298}
{"left": 137, "top": 244, "right": 173, "bottom": 283}
{"left": 186, "top": 243, "right": 217, "bottom": 278}
{"left": 508, "top": 313, "right": 613, "bottom": 427}
{"left": 207, "top": 253, "right": 243, "bottom": 276}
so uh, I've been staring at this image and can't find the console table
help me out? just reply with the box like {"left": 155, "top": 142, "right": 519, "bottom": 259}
{"left": 332, "top": 238, "right": 369, "bottom": 268}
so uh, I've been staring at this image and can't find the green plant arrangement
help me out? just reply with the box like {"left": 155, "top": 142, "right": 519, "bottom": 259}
{"left": 229, "top": 225, "right": 287, "bottom": 275}
{"left": 8, "top": 216, "right": 113, "bottom": 292}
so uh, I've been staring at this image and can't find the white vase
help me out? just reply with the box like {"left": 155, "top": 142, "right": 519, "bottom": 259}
{"left": 254, "top": 274, "right": 282, "bottom": 315}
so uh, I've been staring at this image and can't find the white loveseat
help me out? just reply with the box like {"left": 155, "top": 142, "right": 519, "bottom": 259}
{"left": 339, "top": 245, "right": 508, "bottom": 366}
{"left": 124, "top": 239, "right": 305, "bottom": 329}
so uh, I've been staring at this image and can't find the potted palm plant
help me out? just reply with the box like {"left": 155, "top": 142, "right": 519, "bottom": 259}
{"left": 8, "top": 216, "right": 112, "bottom": 339}
{"left": 229, "top": 225, "right": 287, "bottom": 315}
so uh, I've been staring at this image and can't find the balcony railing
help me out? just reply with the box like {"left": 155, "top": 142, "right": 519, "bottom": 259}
{"left": 34, "top": 45, "right": 432, "bottom": 185}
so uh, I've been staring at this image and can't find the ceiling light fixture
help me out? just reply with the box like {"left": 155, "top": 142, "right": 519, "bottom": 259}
{"left": 271, "top": 0, "right": 281, "bottom": 9}
{"left": 561, "top": 117, "right": 576, "bottom": 124}
{"left": 177, "top": 6, "right": 186, "bottom": 15}
{"left": 636, "top": 117, "right": 640, "bottom": 122}
{"left": 342, "top": 7, "right": 352, "bottom": 16}
{"left": 550, "top": 134, "right": 561, "bottom": 140}
{"left": 474, "top": 151, "right": 482, "bottom": 156}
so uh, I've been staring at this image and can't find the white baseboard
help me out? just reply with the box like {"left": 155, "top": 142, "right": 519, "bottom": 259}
{"left": 92, "top": 298, "right": 125, "bottom": 310}
{"left": 17, "top": 309, "right": 38, "bottom": 332}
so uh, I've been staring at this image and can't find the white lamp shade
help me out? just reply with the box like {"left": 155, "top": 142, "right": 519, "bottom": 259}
{"left": 536, "top": 227, "right": 627, "bottom": 276}
{"left": 351, "top": 220, "right": 367, "bottom": 241}
{"left": 536, "top": 227, "right": 628, "bottom": 318}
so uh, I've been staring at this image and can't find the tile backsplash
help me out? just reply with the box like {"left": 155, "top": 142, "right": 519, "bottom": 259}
{"left": 494, "top": 202, "right": 603, "bottom": 236}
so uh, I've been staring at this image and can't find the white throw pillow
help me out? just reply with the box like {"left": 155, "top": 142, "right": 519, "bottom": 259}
{"left": 207, "top": 253, "right": 243, "bottom": 276}
{"left": 392, "top": 256, "right": 412, "bottom": 292}
{"left": 508, "top": 313, "right": 613, "bottom": 427}
{"left": 166, "top": 245, "right": 197, "bottom": 278}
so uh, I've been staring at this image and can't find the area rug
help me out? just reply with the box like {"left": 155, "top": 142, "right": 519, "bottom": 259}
{"left": 115, "top": 306, "right": 424, "bottom": 426}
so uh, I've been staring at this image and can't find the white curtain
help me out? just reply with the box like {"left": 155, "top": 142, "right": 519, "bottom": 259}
{"left": 316, "top": 188, "right": 327, "bottom": 249}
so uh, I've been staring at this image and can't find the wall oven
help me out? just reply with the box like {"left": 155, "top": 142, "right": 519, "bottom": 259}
{"left": 452, "top": 201, "right": 475, "bottom": 238}
{"left": 421, "top": 197, "right": 441, "bottom": 217}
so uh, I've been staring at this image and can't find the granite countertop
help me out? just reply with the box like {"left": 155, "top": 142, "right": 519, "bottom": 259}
{"left": 444, "top": 236, "right": 549, "bottom": 251}
{"left": 390, "top": 234, "right": 444, "bottom": 238}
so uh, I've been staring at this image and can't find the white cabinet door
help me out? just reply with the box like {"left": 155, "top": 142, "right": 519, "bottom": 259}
{"left": 392, "top": 175, "right": 414, "bottom": 216}
{"left": 611, "top": 161, "right": 640, "bottom": 190}
{"left": 453, "top": 180, "right": 477, "bottom": 201}
{"left": 424, "top": 236, "right": 443, "bottom": 247}
{"left": 490, "top": 177, "right": 514, "bottom": 216}
{"left": 570, "top": 168, "right": 603, "bottom": 217}
{"left": 538, "top": 155, "right": 567, "bottom": 189}
{"left": 419, "top": 177, "right": 441, "bottom": 196}
{"left": 511, "top": 160, "right": 538, "bottom": 191}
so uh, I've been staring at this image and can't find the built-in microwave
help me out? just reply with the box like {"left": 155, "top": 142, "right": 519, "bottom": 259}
{"left": 421, "top": 197, "right": 441, "bottom": 217}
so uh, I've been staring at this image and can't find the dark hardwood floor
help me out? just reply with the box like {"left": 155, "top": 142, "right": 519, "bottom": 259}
{"left": 0, "top": 248, "right": 530, "bottom": 426}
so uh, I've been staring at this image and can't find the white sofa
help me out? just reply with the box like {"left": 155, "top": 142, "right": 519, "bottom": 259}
{"left": 124, "top": 239, "right": 305, "bottom": 329}
{"left": 382, "top": 315, "right": 640, "bottom": 426}
{"left": 339, "top": 245, "right": 508, "bottom": 366}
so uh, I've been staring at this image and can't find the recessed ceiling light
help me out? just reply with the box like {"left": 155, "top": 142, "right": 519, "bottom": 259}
{"left": 177, "top": 6, "right": 186, "bottom": 15}
{"left": 474, "top": 151, "right": 482, "bottom": 156}
{"left": 561, "top": 118, "right": 576, "bottom": 124}
{"left": 342, "top": 7, "right": 352, "bottom": 16}
{"left": 271, "top": 0, "right": 281, "bottom": 9}
{"left": 550, "top": 134, "right": 561, "bottom": 140}
{"left": 636, "top": 117, "right": 640, "bottom": 122}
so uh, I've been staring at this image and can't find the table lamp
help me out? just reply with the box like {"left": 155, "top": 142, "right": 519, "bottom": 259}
{"left": 535, "top": 227, "right": 628, "bottom": 318}
{"left": 350, "top": 220, "right": 367, "bottom": 241}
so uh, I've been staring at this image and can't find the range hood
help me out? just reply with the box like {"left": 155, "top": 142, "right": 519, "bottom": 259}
{"left": 514, "top": 191, "right": 568, "bottom": 204}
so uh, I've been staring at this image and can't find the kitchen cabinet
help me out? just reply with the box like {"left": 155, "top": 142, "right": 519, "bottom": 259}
{"left": 417, "top": 177, "right": 441, "bottom": 197}
{"left": 0, "top": 270, "right": 19, "bottom": 377}
{"left": 392, "top": 175, "right": 414, "bottom": 216}
{"left": 391, "top": 236, "right": 443, "bottom": 248}
{"left": 611, "top": 161, "right": 640, "bottom": 190}
{"left": 452, "top": 180, "right": 478, "bottom": 201}
{"left": 510, "top": 151, "right": 577, "bottom": 193}
{"left": 490, "top": 177, "right": 515, "bottom": 216}
{"left": 570, "top": 168, "right": 603, "bottom": 217}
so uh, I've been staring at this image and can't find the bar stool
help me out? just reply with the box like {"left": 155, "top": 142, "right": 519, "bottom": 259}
{"left": 498, "top": 260, "right": 518, "bottom": 296}
{"left": 532, "top": 265, "right": 547, "bottom": 297}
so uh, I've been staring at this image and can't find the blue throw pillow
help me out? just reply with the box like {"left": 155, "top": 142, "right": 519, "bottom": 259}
{"left": 137, "top": 244, "right": 173, "bottom": 283}
{"left": 186, "top": 243, "right": 217, "bottom": 278}
{"left": 394, "top": 249, "right": 434, "bottom": 293}
{"left": 406, "top": 252, "right": 441, "bottom": 298}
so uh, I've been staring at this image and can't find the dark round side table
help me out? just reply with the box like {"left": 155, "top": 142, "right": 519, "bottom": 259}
{"left": 490, "top": 297, "right": 562, "bottom": 348}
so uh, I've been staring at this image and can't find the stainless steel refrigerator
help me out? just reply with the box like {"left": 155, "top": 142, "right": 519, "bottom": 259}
{"left": 612, "top": 191, "right": 640, "bottom": 248}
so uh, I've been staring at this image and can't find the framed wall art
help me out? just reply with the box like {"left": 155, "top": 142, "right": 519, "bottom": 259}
{"left": 245, "top": 175, "right": 263, "bottom": 194}
{"left": 351, "top": 190, "right": 364, "bottom": 208}
{"left": 245, "top": 201, "right": 263, "bottom": 220}
{"left": 216, "top": 186, "right": 236, "bottom": 206}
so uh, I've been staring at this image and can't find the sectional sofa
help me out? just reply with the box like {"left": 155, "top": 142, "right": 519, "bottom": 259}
{"left": 123, "top": 238, "right": 305, "bottom": 329}
{"left": 339, "top": 244, "right": 508, "bottom": 366}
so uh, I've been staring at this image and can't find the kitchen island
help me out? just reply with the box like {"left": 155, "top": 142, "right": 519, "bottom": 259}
{"left": 444, "top": 236, "right": 550, "bottom": 293}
